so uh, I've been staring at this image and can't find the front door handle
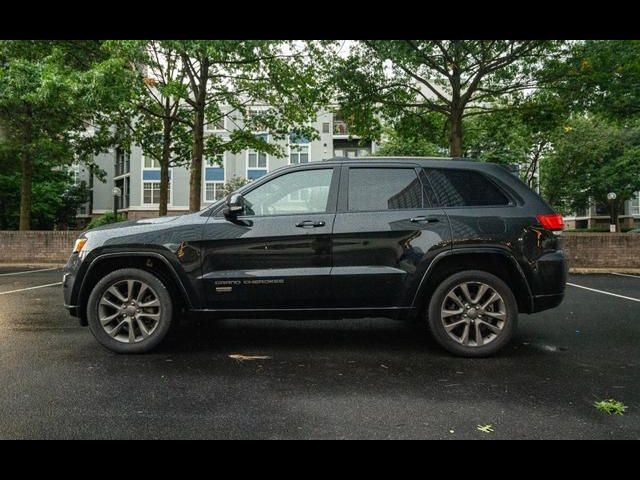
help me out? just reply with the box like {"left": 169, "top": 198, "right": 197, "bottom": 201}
{"left": 410, "top": 216, "right": 440, "bottom": 224}
{"left": 296, "top": 220, "right": 326, "bottom": 228}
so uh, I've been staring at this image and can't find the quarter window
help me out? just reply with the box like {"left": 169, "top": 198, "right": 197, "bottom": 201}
{"left": 348, "top": 168, "right": 424, "bottom": 211}
{"left": 425, "top": 168, "right": 510, "bottom": 207}
{"left": 243, "top": 169, "right": 333, "bottom": 216}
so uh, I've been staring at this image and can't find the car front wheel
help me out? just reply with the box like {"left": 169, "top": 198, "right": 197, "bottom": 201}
{"left": 86, "top": 268, "right": 173, "bottom": 354}
{"left": 427, "top": 270, "right": 518, "bottom": 357}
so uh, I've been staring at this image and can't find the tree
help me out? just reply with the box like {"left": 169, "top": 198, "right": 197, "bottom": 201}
{"left": 550, "top": 40, "right": 640, "bottom": 121}
{"left": 0, "top": 41, "right": 129, "bottom": 229}
{"left": 464, "top": 92, "right": 566, "bottom": 188}
{"left": 0, "top": 144, "right": 88, "bottom": 230}
{"left": 104, "top": 41, "right": 192, "bottom": 216}
{"left": 334, "top": 40, "right": 564, "bottom": 156}
{"left": 166, "top": 40, "right": 329, "bottom": 212}
{"left": 541, "top": 117, "right": 640, "bottom": 225}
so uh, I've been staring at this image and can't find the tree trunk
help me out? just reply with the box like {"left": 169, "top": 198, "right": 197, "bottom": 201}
{"left": 19, "top": 107, "right": 33, "bottom": 231}
{"left": 189, "top": 99, "right": 205, "bottom": 213}
{"left": 448, "top": 109, "right": 464, "bottom": 157}
{"left": 448, "top": 58, "right": 463, "bottom": 158}
{"left": 159, "top": 117, "right": 172, "bottom": 217}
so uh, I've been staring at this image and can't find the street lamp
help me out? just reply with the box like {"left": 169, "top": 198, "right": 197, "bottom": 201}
{"left": 112, "top": 187, "right": 122, "bottom": 220}
{"left": 607, "top": 192, "right": 617, "bottom": 232}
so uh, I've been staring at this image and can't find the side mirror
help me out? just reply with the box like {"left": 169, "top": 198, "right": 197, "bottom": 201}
{"left": 223, "top": 193, "right": 245, "bottom": 218}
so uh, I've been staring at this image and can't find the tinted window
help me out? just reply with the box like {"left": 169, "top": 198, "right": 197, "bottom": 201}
{"left": 243, "top": 169, "right": 333, "bottom": 216}
{"left": 425, "top": 168, "right": 510, "bottom": 207}
{"left": 349, "top": 168, "right": 423, "bottom": 211}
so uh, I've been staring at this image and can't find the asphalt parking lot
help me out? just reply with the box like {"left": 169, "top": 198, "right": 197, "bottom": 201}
{"left": 0, "top": 265, "right": 638, "bottom": 439}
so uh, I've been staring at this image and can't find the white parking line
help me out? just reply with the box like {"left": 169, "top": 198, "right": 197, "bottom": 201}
{"left": 0, "top": 282, "right": 62, "bottom": 296}
{"left": 609, "top": 272, "right": 640, "bottom": 279}
{"left": 0, "top": 267, "right": 59, "bottom": 277}
{"left": 567, "top": 282, "right": 640, "bottom": 303}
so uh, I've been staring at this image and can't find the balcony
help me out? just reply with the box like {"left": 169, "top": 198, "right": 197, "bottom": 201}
{"left": 333, "top": 120, "right": 359, "bottom": 138}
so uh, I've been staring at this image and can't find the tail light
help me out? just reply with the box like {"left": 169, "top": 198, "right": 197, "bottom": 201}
{"left": 536, "top": 214, "right": 565, "bottom": 231}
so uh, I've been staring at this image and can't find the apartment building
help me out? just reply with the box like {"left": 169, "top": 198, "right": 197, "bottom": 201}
{"left": 75, "top": 110, "right": 376, "bottom": 223}
{"left": 563, "top": 198, "right": 640, "bottom": 230}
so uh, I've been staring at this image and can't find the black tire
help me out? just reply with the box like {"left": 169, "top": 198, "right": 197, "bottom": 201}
{"left": 427, "top": 270, "right": 518, "bottom": 357}
{"left": 87, "top": 268, "right": 173, "bottom": 354}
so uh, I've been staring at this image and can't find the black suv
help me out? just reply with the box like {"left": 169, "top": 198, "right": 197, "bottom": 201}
{"left": 63, "top": 157, "right": 567, "bottom": 356}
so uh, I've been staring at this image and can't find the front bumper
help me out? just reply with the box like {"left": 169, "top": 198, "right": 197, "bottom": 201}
{"left": 62, "top": 255, "right": 82, "bottom": 318}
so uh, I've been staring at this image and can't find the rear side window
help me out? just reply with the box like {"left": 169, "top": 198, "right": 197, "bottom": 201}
{"left": 424, "top": 168, "right": 510, "bottom": 207}
{"left": 348, "top": 168, "right": 424, "bottom": 211}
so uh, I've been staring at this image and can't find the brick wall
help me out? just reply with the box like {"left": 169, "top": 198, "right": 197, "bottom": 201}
{"left": 563, "top": 232, "right": 640, "bottom": 269}
{"left": 1, "top": 230, "right": 639, "bottom": 268}
{"left": 0, "top": 231, "right": 81, "bottom": 264}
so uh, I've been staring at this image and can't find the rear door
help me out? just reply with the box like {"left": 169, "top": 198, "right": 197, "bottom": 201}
{"left": 330, "top": 163, "right": 452, "bottom": 309}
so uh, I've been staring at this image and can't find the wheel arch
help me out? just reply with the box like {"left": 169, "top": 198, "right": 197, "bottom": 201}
{"left": 412, "top": 248, "right": 534, "bottom": 316}
{"left": 77, "top": 252, "right": 193, "bottom": 326}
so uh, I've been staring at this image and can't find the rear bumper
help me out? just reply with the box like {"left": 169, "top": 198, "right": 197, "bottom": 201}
{"left": 527, "top": 250, "right": 568, "bottom": 313}
{"left": 531, "top": 292, "right": 565, "bottom": 313}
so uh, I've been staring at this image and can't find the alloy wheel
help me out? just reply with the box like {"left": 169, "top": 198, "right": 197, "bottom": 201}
{"left": 98, "top": 279, "right": 162, "bottom": 344}
{"left": 440, "top": 281, "right": 506, "bottom": 347}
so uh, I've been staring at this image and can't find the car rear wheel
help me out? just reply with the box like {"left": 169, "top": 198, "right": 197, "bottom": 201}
{"left": 87, "top": 268, "right": 173, "bottom": 354}
{"left": 427, "top": 270, "right": 518, "bottom": 357}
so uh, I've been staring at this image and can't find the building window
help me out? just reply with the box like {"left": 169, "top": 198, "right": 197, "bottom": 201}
{"left": 207, "top": 154, "right": 224, "bottom": 167}
{"left": 290, "top": 144, "right": 310, "bottom": 164}
{"left": 289, "top": 133, "right": 310, "bottom": 164}
{"left": 247, "top": 134, "right": 268, "bottom": 180}
{"left": 248, "top": 150, "right": 267, "bottom": 169}
{"left": 144, "top": 157, "right": 160, "bottom": 169}
{"left": 115, "top": 148, "right": 130, "bottom": 176}
{"left": 322, "top": 122, "right": 330, "bottom": 133}
{"left": 143, "top": 182, "right": 170, "bottom": 205}
{"left": 205, "top": 182, "right": 226, "bottom": 202}
{"left": 206, "top": 116, "right": 225, "bottom": 132}
{"left": 631, "top": 192, "right": 640, "bottom": 216}
{"left": 204, "top": 155, "right": 225, "bottom": 203}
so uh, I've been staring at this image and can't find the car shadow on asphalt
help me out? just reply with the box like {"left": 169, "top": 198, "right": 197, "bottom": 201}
{"left": 155, "top": 316, "right": 555, "bottom": 361}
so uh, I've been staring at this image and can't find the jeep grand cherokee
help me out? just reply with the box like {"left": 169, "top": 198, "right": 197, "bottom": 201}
{"left": 63, "top": 157, "right": 567, "bottom": 356}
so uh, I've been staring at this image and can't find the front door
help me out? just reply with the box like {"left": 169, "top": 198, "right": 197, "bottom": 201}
{"left": 200, "top": 166, "right": 339, "bottom": 310}
{"left": 331, "top": 164, "right": 452, "bottom": 309}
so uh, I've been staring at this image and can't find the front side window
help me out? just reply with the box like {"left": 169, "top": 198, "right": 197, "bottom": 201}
{"left": 348, "top": 168, "right": 423, "bottom": 211}
{"left": 242, "top": 169, "right": 333, "bottom": 216}
{"left": 425, "top": 168, "right": 510, "bottom": 207}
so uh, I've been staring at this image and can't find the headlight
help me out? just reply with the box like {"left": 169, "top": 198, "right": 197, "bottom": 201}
{"left": 73, "top": 238, "right": 87, "bottom": 254}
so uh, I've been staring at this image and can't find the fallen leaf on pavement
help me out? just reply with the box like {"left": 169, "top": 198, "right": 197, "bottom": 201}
{"left": 477, "top": 424, "right": 494, "bottom": 433}
{"left": 229, "top": 354, "right": 272, "bottom": 362}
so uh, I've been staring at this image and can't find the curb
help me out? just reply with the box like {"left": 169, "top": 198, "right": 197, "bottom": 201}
{"left": 570, "top": 268, "right": 640, "bottom": 275}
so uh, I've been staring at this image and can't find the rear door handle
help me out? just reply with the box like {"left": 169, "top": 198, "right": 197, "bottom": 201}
{"left": 410, "top": 216, "right": 439, "bottom": 224}
{"left": 296, "top": 220, "right": 326, "bottom": 228}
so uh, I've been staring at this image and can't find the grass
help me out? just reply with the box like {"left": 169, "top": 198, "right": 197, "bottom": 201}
{"left": 594, "top": 399, "right": 628, "bottom": 416}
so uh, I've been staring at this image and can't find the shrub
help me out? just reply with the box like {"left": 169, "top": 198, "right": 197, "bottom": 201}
{"left": 86, "top": 212, "right": 126, "bottom": 230}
